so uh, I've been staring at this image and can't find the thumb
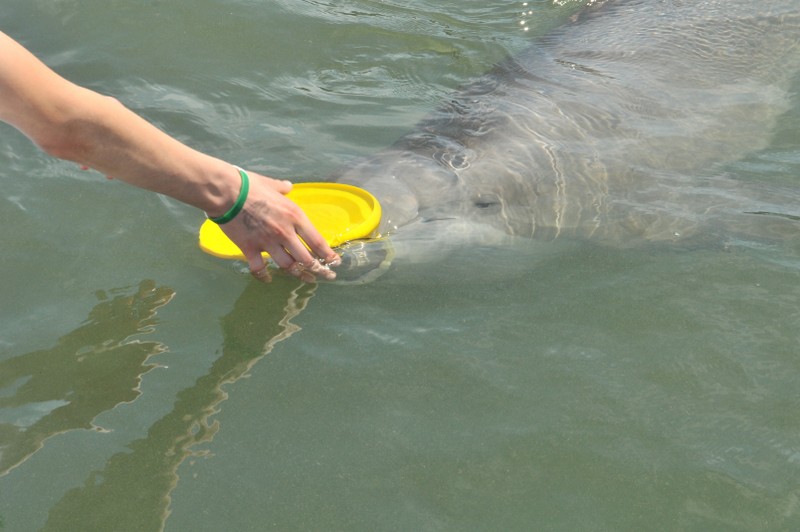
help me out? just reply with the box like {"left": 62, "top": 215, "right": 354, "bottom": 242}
{"left": 261, "top": 175, "right": 292, "bottom": 195}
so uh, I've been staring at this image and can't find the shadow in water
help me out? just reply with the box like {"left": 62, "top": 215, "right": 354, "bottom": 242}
{"left": 38, "top": 278, "right": 315, "bottom": 531}
{"left": 0, "top": 280, "right": 174, "bottom": 477}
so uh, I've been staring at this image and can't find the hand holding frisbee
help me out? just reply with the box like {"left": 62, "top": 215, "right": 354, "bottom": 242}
{"left": 199, "top": 182, "right": 381, "bottom": 264}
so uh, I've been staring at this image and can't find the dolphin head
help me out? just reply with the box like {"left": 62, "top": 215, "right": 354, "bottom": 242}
{"left": 328, "top": 144, "right": 544, "bottom": 282}
{"left": 332, "top": 145, "right": 536, "bottom": 238}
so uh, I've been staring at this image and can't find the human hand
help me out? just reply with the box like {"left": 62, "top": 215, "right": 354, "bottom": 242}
{"left": 217, "top": 170, "right": 341, "bottom": 282}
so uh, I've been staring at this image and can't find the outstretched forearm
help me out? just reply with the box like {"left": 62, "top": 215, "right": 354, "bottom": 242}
{"left": 0, "top": 31, "right": 239, "bottom": 216}
{"left": 0, "top": 30, "right": 339, "bottom": 280}
{"left": 45, "top": 90, "right": 242, "bottom": 217}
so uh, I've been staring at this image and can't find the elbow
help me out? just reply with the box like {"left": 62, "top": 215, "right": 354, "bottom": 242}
{"left": 35, "top": 122, "right": 93, "bottom": 164}
{"left": 36, "top": 132, "right": 82, "bottom": 162}
{"left": 34, "top": 94, "right": 122, "bottom": 163}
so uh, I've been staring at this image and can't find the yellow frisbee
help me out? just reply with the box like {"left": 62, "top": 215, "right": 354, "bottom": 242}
{"left": 198, "top": 182, "right": 381, "bottom": 260}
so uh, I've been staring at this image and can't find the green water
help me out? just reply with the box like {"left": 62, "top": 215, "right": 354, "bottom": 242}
{"left": 2, "top": 1, "right": 800, "bottom": 530}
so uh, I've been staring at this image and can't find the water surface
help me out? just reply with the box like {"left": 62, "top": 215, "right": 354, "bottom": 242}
{"left": 1, "top": 1, "right": 799, "bottom": 530}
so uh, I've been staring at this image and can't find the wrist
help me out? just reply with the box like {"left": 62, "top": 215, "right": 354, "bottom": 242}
{"left": 208, "top": 166, "right": 249, "bottom": 224}
{"left": 203, "top": 163, "right": 247, "bottom": 220}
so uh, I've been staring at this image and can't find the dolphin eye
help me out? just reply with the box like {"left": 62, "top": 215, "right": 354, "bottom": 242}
{"left": 473, "top": 193, "right": 501, "bottom": 210}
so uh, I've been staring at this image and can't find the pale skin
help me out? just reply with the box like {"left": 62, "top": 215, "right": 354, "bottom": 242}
{"left": 0, "top": 30, "right": 340, "bottom": 282}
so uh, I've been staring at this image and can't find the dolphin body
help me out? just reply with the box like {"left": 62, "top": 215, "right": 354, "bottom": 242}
{"left": 330, "top": 0, "right": 800, "bottom": 276}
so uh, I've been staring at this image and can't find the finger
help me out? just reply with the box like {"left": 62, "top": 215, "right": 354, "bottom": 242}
{"left": 324, "top": 253, "right": 343, "bottom": 267}
{"left": 263, "top": 244, "right": 296, "bottom": 271}
{"left": 254, "top": 244, "right": 319, "bottom": 282}
{"left": 296, "top": 223, "right": 341, "bottom": 266}
{"left": 251, "top": 265, "right": 272, "bottom": 282}
{"left": 288, "top": 261, "right": 317, "bottom": 283}
{"left": 244, "top": 249, "right": 272, "bottom": 282}
{"left": 281, "top": 235, "right": 318, "bottom": 267}
{"left": 266, "top": 237, "right": 336, "bottom": 281}
{"left": 286, "top": 218, "right": 337, "bottom": 264}
{"left": 301, "top": 259, "right": 336, "bottom": 281}
{"left": 281, "top": 236, "right": 337, "bottom": 281}
{"left": 268, "top": 177, "right": 292, "bottom": 194}
{"left": 251, "top": 171, "right": 292, "bottom": 194}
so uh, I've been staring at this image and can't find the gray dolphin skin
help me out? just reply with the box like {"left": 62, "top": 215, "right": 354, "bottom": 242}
{"left": 330, "top": 0, "right": 800, "bottom": 274}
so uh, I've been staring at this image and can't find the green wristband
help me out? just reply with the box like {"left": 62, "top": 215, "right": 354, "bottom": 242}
{"left": 209, "top": 166, "right": 249, "bottom": 224}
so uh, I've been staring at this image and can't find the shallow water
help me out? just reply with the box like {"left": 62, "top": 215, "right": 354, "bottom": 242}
{"left": 1, "top": 1, "right": 800, "bottom": 530}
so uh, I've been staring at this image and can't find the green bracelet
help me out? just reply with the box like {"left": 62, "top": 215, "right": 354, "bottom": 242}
{"left": 209, "top": 166, "right": 249, "bottom": 224}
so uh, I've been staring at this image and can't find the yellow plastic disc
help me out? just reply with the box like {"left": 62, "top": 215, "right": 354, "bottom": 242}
{"left": 198, "top": 182, "right": 381, "bottom": 260}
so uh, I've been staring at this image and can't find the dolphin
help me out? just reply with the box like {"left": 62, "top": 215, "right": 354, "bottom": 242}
{"left": 329, "top": 0, "right": 800, "bottom": 277}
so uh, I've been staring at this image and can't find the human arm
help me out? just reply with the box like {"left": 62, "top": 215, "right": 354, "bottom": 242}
{"left": 0, "top": 30, "right": 339, "bottom": 280}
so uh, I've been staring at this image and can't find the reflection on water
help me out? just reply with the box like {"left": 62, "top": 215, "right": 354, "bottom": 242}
{"left": 2, "top": 0, "right": 800, "bottom": 529}
{"left": 38, "top": 280, "right": 315, "bottom": 531}
{"left": 0, "top": 281, "right": 173, "bottom": 477}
